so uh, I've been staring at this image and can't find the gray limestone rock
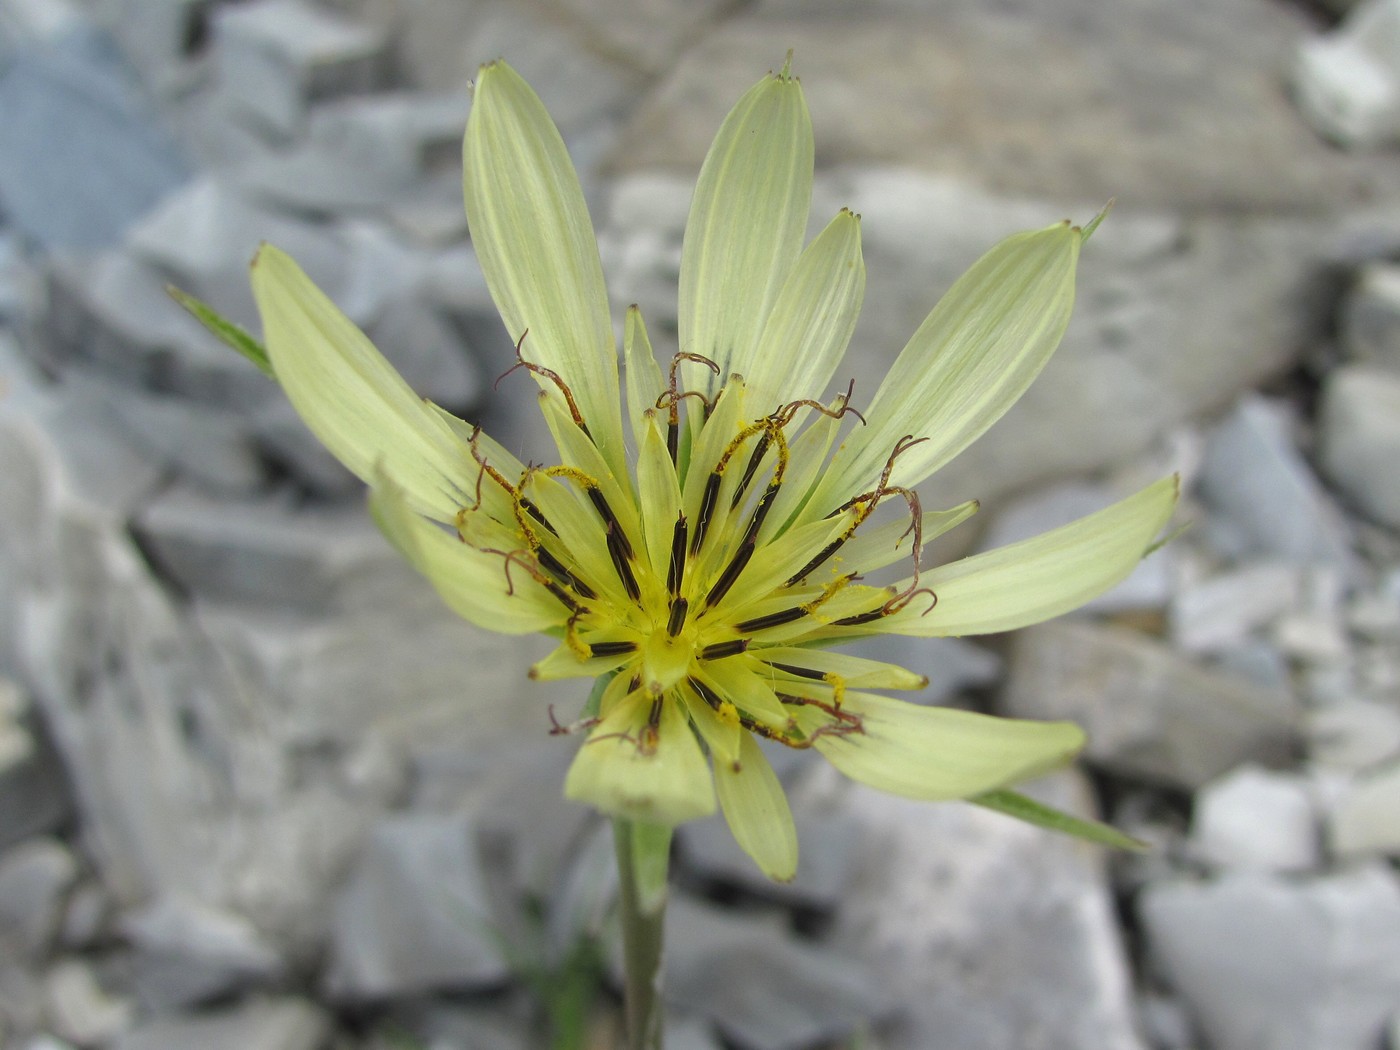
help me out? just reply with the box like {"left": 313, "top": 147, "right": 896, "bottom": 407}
{"left": 830, "top": 771, "right": 1144, "bottom": 1050}
{"left": 1196, "top": 395, "right": 1353, "bottom": 567}
{"left": 233, "top": 91, "right": 470, "bottom": 215}
{"left": 212, "top": 0, "right": 388, "bottom": 137}
{"left": 618, "top": 3, "right": 1398, "bottom": 210}
{"left": 44, "top": 959, "right": 134, "bottom": 1048}
{"left": 1171, "top": 561, "right": 1303, "bottom": 655}
{"left": 1188, "top": 765, "right": 1320, "bottom": 873}
{"left": 1328, "top": 760, "right": 1400, "bottom": 857}
{"left": 0, "top": 678, "right": 71, "bottom": 852}
{"left": 665, "top": 894, "right": 895, "bottom": 1050}
{"left": 676, "top": 805, "right": 861, "bottom": 911}
{"left": 0, "top": 838, "right": 78, "bottom": 960}
{"left": 62, "top": 371, "right": 266, "bottom": 496}
{"left": 1341, "top": 262, "right": 1400, "bottom": 371}
{"left": 1318, "top": 364, "right": 1400, "bottom": 529}
{"left": 92, "top": 0, "right": 207, "bottom": 91}
{"left": 325, "top": 814, "right": 511, "bottom": 999}
{"left": 113, "top": 996, "right": 330, "bottom": 1050}
{"left": 1293, "top": 0, "right": 1400, "bottom": 150}
{"left": 0, "top": 22, "right": 190, "bottom": 248}
{"left": 1001, "top": 620, "right": 1298, "bottom": 790}
{"left": 1307, "top": 695, "right": 1400, "bottom": 770}
{"left": 131, "top": 486, "right": 406, "bottom": 613}
{"left": 1140, "top": 865, "right": 1400, "bottom": 1050}
{"left": 120, "top": 896, "right": 285, "bottom": 1009}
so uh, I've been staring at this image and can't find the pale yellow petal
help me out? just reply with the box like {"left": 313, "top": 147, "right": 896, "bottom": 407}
{"left": 810, "top": 221, "right": 1081, "bottom": 513}
{"left": 805, "top": 692, "right": 1083, "bottom": 800}
{"left": 369, "top": 471, "right": 566, "bottom": 634}
{"left": 251, "top": 245, "right": 473, "bottom": 522}
{"left": 678, "top": 62, "right": 812, "bottom": 401}
{"left": 564, "top": 693, "right": 716, "bottom": 825}
{"left": 746, "top": 209, "right": 865, "bottom": 413}
{"left": 716, "top": 733, "right": 798, "bottom": 882}
{"left": 879, "top": 476, "right": 1179, "bottom": 637}
{"left": 463, "top": 61, "right": 625, "bottom": 473}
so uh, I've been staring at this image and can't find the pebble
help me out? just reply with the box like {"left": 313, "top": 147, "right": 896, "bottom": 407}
{"left": 0, "top": 679, "right": 70, "bottom": 851}
{"left": 325, "top": 814, "right": 511, "bottom": 999}
{"left": 831, "top": 772, "right": 1144, "bottom": 1050}
{"left": 1170, "top": 561, "right": 1301, "bottom": 655}
{"left": 211, "top": 0, "right": 388, "bottom": 137}
{"left": 1002, "top": 620, "right": 1297, "bottom": 791}
{"left": 1340, "top": 261, "right": 1400, "bottom": 371}
{"left": 1318, "top": 364, "right": 1400, "bottom": 530}
{"left": 0, "top": 838, "right": 79, "bottom": 960}
{"left": 1328, "top": 761, "right": 1400, "bottom": 857}
{"left": 1140, "top": 865, "right": 1400, "bottom": 1050}
{"left": 119, "top": 896, "right": 285, "bottom": 1009}
{"left": 1195, "top": 395, "right": 1352, "bottom": 568}
{"left": 1293, "top": 0, "right": 1400, "bottom": 150}
{"left": 44, "top": 958, "right": 134, "bottom": 1048}
{"left": 665, "top": 893, "right": 895, "bottom": 1050}
{"left": 1188, "top": 765, "right": 1320, "bottom": 873}
{"left": 0, "top": 19, "right": 190, "bottom": 247}
{"left": 113, "top": 996, "right": 329, "bottom": 1050}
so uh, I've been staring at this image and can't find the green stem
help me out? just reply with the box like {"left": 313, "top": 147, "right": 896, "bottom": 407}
{"left": 612, "top": 818, "right": 671, "bottom": 1050}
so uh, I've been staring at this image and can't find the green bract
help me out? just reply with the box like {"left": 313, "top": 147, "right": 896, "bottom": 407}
{"left": 246, "top": 59, "right": 1177, "bottom": 881}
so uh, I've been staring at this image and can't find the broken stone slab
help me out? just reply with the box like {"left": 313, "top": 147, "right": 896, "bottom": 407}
{"left": 62, "top": 371, "right": 266, "bottom": 496}
{"left": 1170, "top": 561, "right": 1303, "bottom": 655}
{"left": 1307, "top": 695, "right": 1400, "bottom": 769}
{"left": 211, "top": 0, "right": 388, "bottom": 138}
{"left": 1318, "top": 364, "right": 1400, "bottom": 529}
{"left": 112, "top": 996, "right": 330, "bottom": 1050}
{"left": 1293, "top": 0, "right": 1400, "bottom": 150}
{"left": 119, "top": 896, "right": 285, "bottom": 1010}
{"left": 676, "top": 804, "right": 862, "bottom": 912}
{"left": 41, "top": 248, "right": 275, "bottom": 412}
{"left": 233, "top": 91, "right": 470, "bottom": 215}
{"left": 664, "top": 893, "right": 896, "bottom": 1050}
{"left": 0, "top": 20, "right": 191, "bottom": 248}
{"left": 1328, "top": 760, "right": 1400, "bottom": 857}
{"left": 1140, "top": 864, "right": 1400, "bottom": 1050}
{"left": 0, "top": 678, "right": 71, "bottom": 852}
{"left": 370, "top": 1000, "right": 534, "bottom": 1050}
{"left": 1196, "top": 395, "right": 1354, "bottom": 568}
{"left": 0, "top": 838, "right": 79, "bottom": 961}
{"left": 131, "top": 485, "right": 409, "bottom": 613}
{"left": 829, "top": 770, "right": 1145, "bottom": 1050}
{"left": 1001, "top": 620, "right": 1298, "bottom": 791}
{"left": 1341, "top": 261, "right": 1400, "bottom": 371}
{"left": 90, "top": 0, "right": 207, "bottom": 93}
{"left": 125, "top": 176, "right": 345, "bottom": 329}
{"left": 44, "top": 958, "right": 135, "bottom": 1048}
{"left": 1188, "top": 765, "right": 1321, "bottom": 873}
{"left": 325, "top": 813, "right": 511, "bottom": 1000}
{"left": 468, "top": 742, "right": 597, "bottom": 907}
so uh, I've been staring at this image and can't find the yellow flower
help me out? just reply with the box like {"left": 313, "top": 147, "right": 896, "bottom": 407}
{"left": 245, "top": 59, "right": 1177, "bottom": 881}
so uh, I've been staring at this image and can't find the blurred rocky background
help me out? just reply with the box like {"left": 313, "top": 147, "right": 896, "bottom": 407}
{"left": 1, "top": 0, "right": 1399, "bottom": 1047}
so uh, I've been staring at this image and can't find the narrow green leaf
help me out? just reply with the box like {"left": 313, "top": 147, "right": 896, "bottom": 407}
{"left": 166, "top": 285, "right": 275, "bottom": 378}
{"left": 973, "top": 789, "right": 1147, "bottom": 851}
{"left": 1079, "top": 199, "right": 1114, "bottom": 243}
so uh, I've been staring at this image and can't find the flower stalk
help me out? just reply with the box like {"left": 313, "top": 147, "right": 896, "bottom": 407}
{"left": 612, "top": 818, "right": 671, "bottom": 1050}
